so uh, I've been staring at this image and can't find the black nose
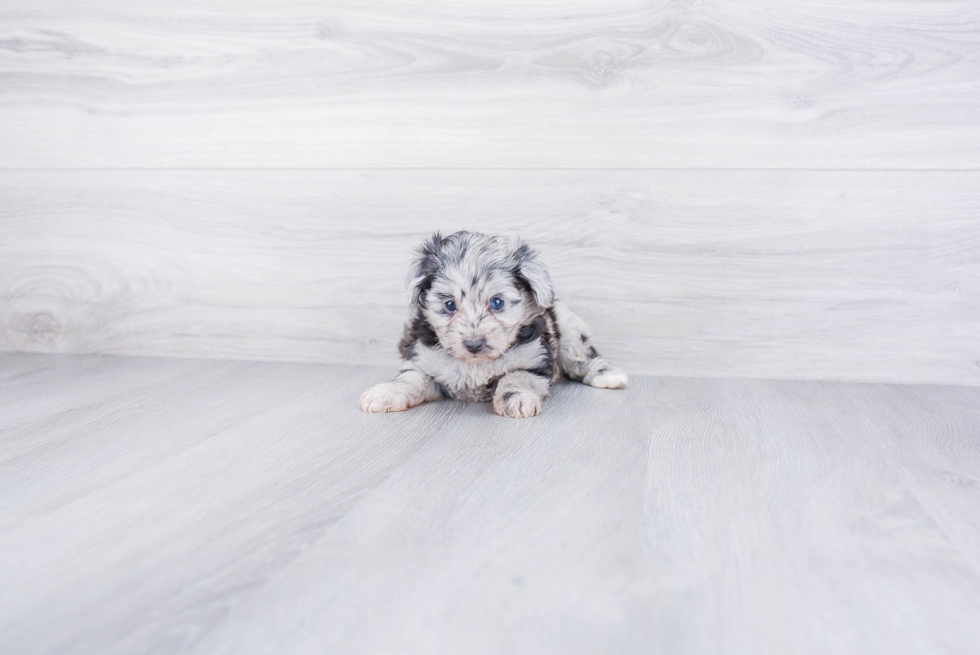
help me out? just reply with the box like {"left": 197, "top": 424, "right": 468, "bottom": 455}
{"left": 464, "top": 339, "right": 485, "bottom": 354}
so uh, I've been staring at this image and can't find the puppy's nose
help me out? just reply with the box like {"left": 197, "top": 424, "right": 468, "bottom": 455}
{"left": 464, "top": 339, "right": 485, "bottom": 354}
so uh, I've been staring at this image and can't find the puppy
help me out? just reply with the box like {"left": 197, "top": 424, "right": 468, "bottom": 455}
{"left": 359, "top": 231, "right": 627, "bottom": 418}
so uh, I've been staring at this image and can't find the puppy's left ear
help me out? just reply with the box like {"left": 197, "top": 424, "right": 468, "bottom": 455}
{"left": 408, "top": 232, "right": 443, "bottom": 308}
{"left": 511, "top": 241, "right": 555, "bottom": 309}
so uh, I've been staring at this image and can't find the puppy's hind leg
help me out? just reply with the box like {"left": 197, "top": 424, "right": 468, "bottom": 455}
{"left": 551, "top": 301, "right": 628, "bottom": 389}
{"left": 359, "top": 367, "right": 443, "bottom": 413}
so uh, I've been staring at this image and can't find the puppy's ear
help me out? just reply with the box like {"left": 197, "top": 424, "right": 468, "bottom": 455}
{"left": 511, "top": 241, "right": 555, "bottom": 308}
{"left": 407, "top": 232, "right": 443, "bottom": 308}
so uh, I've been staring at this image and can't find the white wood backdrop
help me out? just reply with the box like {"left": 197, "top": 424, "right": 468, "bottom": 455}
{"left": 2, "top": 170, "right": 977, "bottom": 385}
{"left": 1, "top": 0, "right": 979, "bottom": 168}
{"left": 1, "top": 1, "right": 979, "bottom": 385}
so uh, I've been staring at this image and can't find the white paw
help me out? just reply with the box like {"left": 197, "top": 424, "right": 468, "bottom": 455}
{"left": 588, "top": 367, "right": 628, "bottom": 389}
{"left": 493, "top": 389, "right": 542, "bottom": 418}
{"left": 359, "top": 383, "right": 412, "bottom": 413}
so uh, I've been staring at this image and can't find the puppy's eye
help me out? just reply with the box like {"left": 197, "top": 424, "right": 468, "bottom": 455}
{"left": 444, "top": 300, "right": 457, "bottom": 312}
{"left": 490, "top": 297, "right": 504, "bottom": 311}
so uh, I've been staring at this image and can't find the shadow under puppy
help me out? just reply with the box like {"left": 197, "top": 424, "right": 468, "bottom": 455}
{"left": 360, "top": 231, "right": 627, "bottom": 418}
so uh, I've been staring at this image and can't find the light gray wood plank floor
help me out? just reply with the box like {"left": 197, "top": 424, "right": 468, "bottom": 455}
{"left": 1, "top": 353, "right": 979, "bottom": 654}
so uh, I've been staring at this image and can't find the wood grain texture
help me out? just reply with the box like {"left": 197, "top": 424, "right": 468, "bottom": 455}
{"left": 1, "top": 353, "right": 979, "bottom": 654}
{"left": 2, "top": 169, "right": 977, "bottom": 385}
{"left": 1, "top": 0, "right": 979, "bottom": 168}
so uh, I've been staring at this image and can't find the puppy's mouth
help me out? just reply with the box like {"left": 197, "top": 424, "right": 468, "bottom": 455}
{"left": 457, "top": 349, "right": 498, "bottom": 363}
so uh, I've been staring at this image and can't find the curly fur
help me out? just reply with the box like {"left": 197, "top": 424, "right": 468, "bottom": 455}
{"left": 359, "top": 231, "right": 627, "bottom": 418}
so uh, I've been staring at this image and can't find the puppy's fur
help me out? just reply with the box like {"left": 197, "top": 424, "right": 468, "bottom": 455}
{"left": 359, "top": 231, "right": 627, "bottom": 418}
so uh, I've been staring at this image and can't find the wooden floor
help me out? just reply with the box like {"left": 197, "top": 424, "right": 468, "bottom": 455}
{"left": 1, "top": 353, "right": 978, "bottom": 654}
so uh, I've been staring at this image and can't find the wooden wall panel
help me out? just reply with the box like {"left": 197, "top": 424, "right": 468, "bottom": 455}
{"left": 2, "top": 169, "right": 977, "bottom": 385}
{"left": 0, "top": 0, "right": 978, "bottom": 168}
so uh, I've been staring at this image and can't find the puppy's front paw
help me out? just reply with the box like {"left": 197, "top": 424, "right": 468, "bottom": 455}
{"left": 493, "top": 389, "right": 542, "bottom": 418}
{"left": 588, "top": 366, "right": 628, "bottom": 389}
{"left": 359, "top": 383, "right": 412, "bottom": 413}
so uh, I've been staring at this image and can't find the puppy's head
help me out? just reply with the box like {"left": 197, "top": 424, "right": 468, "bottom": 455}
{"left": 408, "top": 231, "right": 554, "bottom": 362}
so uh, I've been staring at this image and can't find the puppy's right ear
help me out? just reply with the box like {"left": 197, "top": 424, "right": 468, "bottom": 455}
{"left": 407, "top": 232, "right": 443, "bottom": 308}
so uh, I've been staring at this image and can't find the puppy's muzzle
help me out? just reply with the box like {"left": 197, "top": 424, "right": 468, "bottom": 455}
{"left": 463, "top": 339, "right": 485, "bottom": 354}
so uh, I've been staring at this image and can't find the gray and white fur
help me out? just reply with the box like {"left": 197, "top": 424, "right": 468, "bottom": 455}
{"left": 359, "top": 231, "right": 627, "bottom": 418}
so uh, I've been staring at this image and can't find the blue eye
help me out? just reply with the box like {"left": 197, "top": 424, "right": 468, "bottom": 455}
{"left": 490, "top": 297, "right": 504, "bottom": 311}
{"left": 444, "top": 300, "right": 457, "bottom": 312}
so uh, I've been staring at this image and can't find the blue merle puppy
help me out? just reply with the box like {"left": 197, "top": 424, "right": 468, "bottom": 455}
{"left": 359, "top": 231, "right": 628, "bottom": 418}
